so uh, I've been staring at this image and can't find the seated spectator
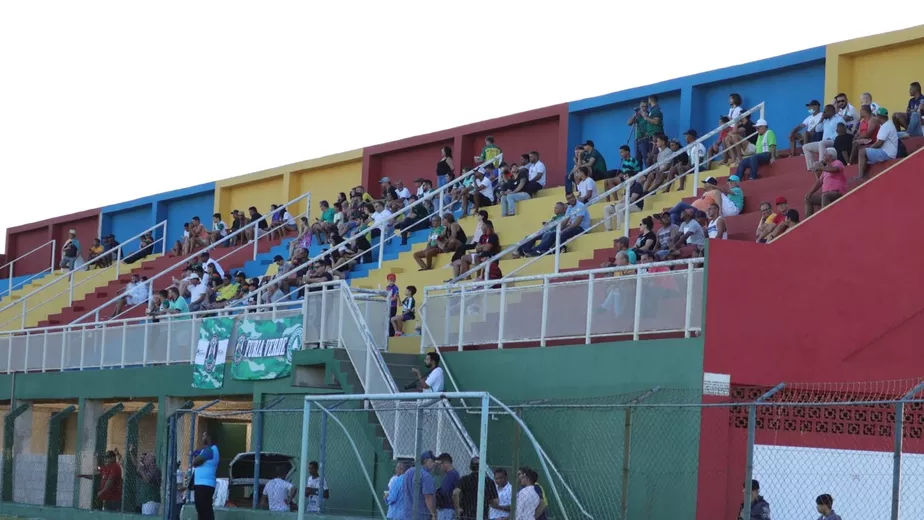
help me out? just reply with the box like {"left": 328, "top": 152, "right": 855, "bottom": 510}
{"left": 582, "top": 140, "right": 607, "bottom": 181}
{"left": 390, "top": 286, "right": 417, "bottom": 336}
{"left": 146, "top": 289, "right": 170, "bottom": 321}
{"left": 860, "top": 92, "right": 880, "bottom": 114}
{"left": 514, "top": 203, "right": 567, "bottom": 258}
{"left": 183, "top": 216, "right": 209, "bottom": 256}
{"left": 596, "top": 251, "right": 632, "bottom": 316}
{"left": 604, "top": 173, "right": 644, "bottom": 232}
{"left": 735, "top": 119, "right": 776, "bottom": 180}
{"left": 834, "top": 93, "right": 859, "bottom": 133}
{"left": 461, "top": 168, "right": 494, "bottom": 216}
{"left": 413, "top": 216, "right": 445, "bottom": 271}
{"left": 713, "top": 175, "right": 744, "bottom": 217}
{"left": 789, "top": 100, "right": 823, "bottom": 157}
{"left": 668, "top": 208, "right": 706, "bottom": 258}
{"left": 633, "top": 216, "right": 657, "bottom": 257}
{"left": 186, "top": 274, "right": 208, "bottom": 312}
{"left": 499, "top": 165, "right": 537, "bottom": 217}
{"left": 894, "top": 81, "right": 924, "bottom": 138}
{"left": 603, "top": 236, "right": 637, "bottom": 266}
{"left": 245, "top": 207, "right": 269, "bottom": 242}
{"left": 574, "top": 166, "right": 598, "bottom": 204}
{"left": 87, "top": 238, "right": 105, "bottom": 268}
{"left": 654, "top": 212, "right": 680, "bottom": 260}
{"left": 394, "top": 195, "right": 432, "bottom": 246}
{"left": 527, "top": 151, "right": 547, "bottom": 190}
{"left": 755, "top": 199, "right": 787, "bottom": 243}
{"left": 802, "top": 104, "right": 845, "bottom": 170}
{"left": 210, "top": 213, "right": 228, "bottom": 244}
{"left": 706, "top": 203, "right": 728, "bottom": 239}
{"left": 849, "top": 104, "right": 880, "bottom": 164}
{"left": 831, "top": 122, "right": 853, "bottom": 164}
{"left": 311, "top": 200, "right": 336, "bottom": 245}
{"left": 765, "top": 209, "right": 800, "bottom": 241}
{"left": 369, "top": 201, "right": 394, "bottom": 238}
{"left": 451, "top": 219, "right": 499, "bottom": 280}
{"left": 451, "top": 210, "right": 488, "bottom": 264}
{"left": 722, "top": 115, "right": 753, "bottom": 167}
{"left": 110, "top": 273, "right": 148, "bottom": 318}
{"left": 124, "top": 232, "right": 155, "bottom": 264}
{"left": 394, "top": 180, "right": 411, "bottom": 202}
{"left": 529, "top": 193, "right": 588, "bottom": 255}
{"left": 227, "top": 210, "right": 247, "bottom": 247}
{"left": 565, "top": 144, "right": 587, "bottom": 194}
{"left": 804, "top": 148, "right": 846, "bottom": 218}
{"left": 710, "top": 116, "right": 732, "bottom": 164}
{"left": 205, "top": 274, "right": 240, "bottom": 310}
{"left": 643, "top": 136, "right": 679, "bottom": 193}
{"left": 603, "top": 146, "right": 641, "bottom": 202}
{"left": 102, "top": 235, "right": 120, "bottom": 267}
{"left": 270, "top": 205, "right": 296, "bottom": 241}
{"left": 442, "top": 214, "right": 467, "bottom": 253}
{"left": 669, "top": 130, "right": 707, "bottom": 193}
{"left": 379, "top": 177, "right": 399, "bottom": 201}
{"left": 856, "top": 107, "right": 899, "bottom": 180}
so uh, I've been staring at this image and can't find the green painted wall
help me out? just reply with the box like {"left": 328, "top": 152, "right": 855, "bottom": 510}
{"left": 443, "top": 337, "right": 705, "bottom": 520}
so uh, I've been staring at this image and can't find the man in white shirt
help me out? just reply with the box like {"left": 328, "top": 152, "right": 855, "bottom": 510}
{"left": 802, "top": 104, "right": 845, "bottom": 170}
{"left": 394, "top": 180, "right": 412, "bottom": 202}
{"left": 574, "top": 166, "right": 598, "bottom": 204}
{"left": 261, "top": 466, "right": 295, "bottom": 512}
{"left": 856, "top": 107, "right": 900, "bottom": 180}
{"left": 303, "top": 461, "right": 329, "bottom": 513}
{"left": 410, "top": 352, "right": 444, "bottom": 393}
{"left": 860, "top": 92, "right": 880, "bottom": 114}
{"left": 514, "top": 468, "right": 542, "bottom": 520}
{"left": 199, "top": 252, "right": 224, "bottom": 278}
{"left": 527, "top": 151, "right": 546, "bottom": 188}
{"left": 490, "top": 468, "right": 513, "bottom": 519}
{"left": 110, "top": 273, "right": 148, "bottom": 318}
{"left": 789, "top": 99, "right": 824, "bottom": 157}
{"left": 834, "top": 93, "right": 859, "bottom": 133}
{"left": 186, "top": 275, "right": 208, "bottom": 312}
{"left": 464, "top": 168, "right": 495, "bottom": 215}
{"left": 370, "top": 201, "right": 394, "bottom": 237}
{"left": 210, "top": 213, "right": 228, "bottom": 244}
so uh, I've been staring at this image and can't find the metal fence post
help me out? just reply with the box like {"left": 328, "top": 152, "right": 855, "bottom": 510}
{"left": 318, "top": 411, "right": 328, "bottom": 513}
{"left": 497, "top": 282, "right": 507, "bottom": 349}
{"left": 892, "top": 382, "right": 924, "bottom": 520}
{"left": 297, "top": 399, "right": 312, "bottom": 520}
{"left": 745, "top": 383, "right": 785, "bottom": 511}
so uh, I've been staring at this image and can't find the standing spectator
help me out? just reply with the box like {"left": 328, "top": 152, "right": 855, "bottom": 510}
{"left": 514, "top": 468, "right": 544, "bottom": 520}
{"left": 804, "top": 148, "right": 846, "bottom": 217}
{"left": 788, "top": 100, "right": 823, "bottom": 157}
{"left": 735, "top": 119, "right": 776, "bottom": 180}
{"left": 602, "top": 146, "right": 641, "bottom": 201}
{"left": 895, "top": 81, "right": 924, "bottom": 137}
{"left": 815, "top": 494, "right": 841, "bottom": 520}
{"left": 60, "top": 229, "right": 81, "bottom": 271}
{"left": 574, "top": 166, "right": 598, "bottom": 204}
{"left": 435, "top": 454, "right": 460, "bottom": 520}
{"left": 386, "top": 273, "right": 399, "bottom": 335}
{"left": 849, "top": 104, "right": 880, "bottom": 164}
{"left": 453, "top": 457, "right": 499, "bottom": 520}
{"left": 627, "top": 100, "right": 653, "bottom": 168}
{"left": 489, "top": 468, "right": 512, "bottom": 520}
{"left": 386, "top": 462, "right": 409, "bottom": 520}
{"left": 475, "top": 136, "right": 503, "bottom": 166}
{"left": 79, "top": 450, "right": 123, "bottom": 511}
{"left": 802, "top": 104, "right": 845, "bottom": 170}
{"left": 261, "top": 466, "right": 295, "bottom": 512}
{"left": 404, "top": 451, "right": 437, "bottom": 520}
{"left": 739, "top": 480, "right": 771, "bottom": 520}
{"left": 436, "top": 146, "right": 455, "bottom": 188}
{"left": 410, "top": 351, "right": 444, "bottom": 393}
{"left": 645, "top": 95, "right": 665, "bottom": 150}
{"left": 303, "top": 461, "right": 330, "bottom": 513}
{"left": 856, "top": 107, "right": 899, "bottom": 180}
{"left": 390, "top": 286, "right": 417, "bottom": 336}
{"left": 191, "top": 431, "right": 219, "bottom": 520}
{"left": 527, "top": 151, "right": 547, "bottom": 189}
{"left": 128, "top": 447, "right": 162, "bottom": 516}
{"left": 834, "top": 93, "right": 858, "bottom": 133}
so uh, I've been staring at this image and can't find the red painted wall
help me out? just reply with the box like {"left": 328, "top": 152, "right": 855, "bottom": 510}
{"left": 363, "top": 104, "right": 569, "bottom": 191}
{"left": 695, "top": 149, "right": 924, "bottom": 520}
{"left": 5, "top": 208, "right": 100, "bottom": 276}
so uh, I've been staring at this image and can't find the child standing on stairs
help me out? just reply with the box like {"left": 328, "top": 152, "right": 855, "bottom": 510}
{"left": 390, "top": 285, "right": 417, "bottom": 337}
{"left": 386, "top": 273, "right": 400, "bottom": 336}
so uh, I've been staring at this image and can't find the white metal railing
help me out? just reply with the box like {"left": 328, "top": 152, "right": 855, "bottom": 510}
{"left": 246, "top": 159, "right": 500, "bottom": 306}
{"left": 0, "top": 221, "right": 168, "bottom": 331}
{"left": 421, "top": 258, "right": 704, "bottom": 350}
{"left": 0, "top": 240, "right": 56, "bottom": 299}
{"left": 72, "top": 192, "right": 312, "bottom": 324}
{"left": 452, "top": 104, "right": 764, "bottom": 283}
{"left": 0, "top": 280, "right": 383, "bottom": 374}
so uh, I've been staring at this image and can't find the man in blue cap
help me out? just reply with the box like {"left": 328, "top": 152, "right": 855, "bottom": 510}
{"left": 403, "top": 450, "right": 437, "bottom": 520}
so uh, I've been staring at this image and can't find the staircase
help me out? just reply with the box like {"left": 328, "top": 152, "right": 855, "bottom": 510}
{"left": 315, "top": 281, "right": 476, "bottom": 464}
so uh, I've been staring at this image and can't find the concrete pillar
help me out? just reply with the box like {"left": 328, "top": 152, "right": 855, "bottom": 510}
{"left": 75, "top": 398, "right": 103, "bottom": 510}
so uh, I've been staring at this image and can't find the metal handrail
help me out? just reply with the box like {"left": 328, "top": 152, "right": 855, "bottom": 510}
{"left": 0, "top": 221, "right": 168, "bottom": 330}
{"left": 451, "top": 103, "right": 765, "bottom": 283}
{"left": 246, "top": 158, "right": 500, "bottom": 306}
{"left": 0, "top": 240, "right": 56, "bottom": 299}
{"left": 72, "top": 192, "right": 313, "bottom": 324}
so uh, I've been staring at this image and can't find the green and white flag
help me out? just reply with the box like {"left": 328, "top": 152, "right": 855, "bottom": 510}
{"left": 192, "top": 317, "right": 234, "bottom": 389}
{"left": 231, "top": 315, "right": 303, "bottom": 381}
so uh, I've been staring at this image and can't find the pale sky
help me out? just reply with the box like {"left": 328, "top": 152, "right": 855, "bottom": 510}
{"left": 1, "top": 2, "right": 921, "bottom": 250}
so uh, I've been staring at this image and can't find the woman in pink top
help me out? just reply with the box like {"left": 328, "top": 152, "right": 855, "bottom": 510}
{"left": 804, "top": 148, "right": 847, "bottom": 218}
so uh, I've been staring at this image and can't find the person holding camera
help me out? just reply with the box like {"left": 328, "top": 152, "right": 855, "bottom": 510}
{"left": 409, "top": 352, "right": 444, "bottom": 392}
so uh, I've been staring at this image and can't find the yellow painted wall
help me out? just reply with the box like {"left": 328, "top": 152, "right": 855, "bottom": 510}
{"left": 826, "top": 25, "right": 924, "bottom": 114}
{"left": 214, "top": 149, "right": 362, "bottom": 221}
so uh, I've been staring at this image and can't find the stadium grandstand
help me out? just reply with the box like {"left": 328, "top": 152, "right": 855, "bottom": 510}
{"left": 1, "top": 24, "right": 924, "bottom": 520}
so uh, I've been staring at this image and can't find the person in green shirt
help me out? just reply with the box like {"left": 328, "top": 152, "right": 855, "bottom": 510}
{"left": 312, "top": 200, "right": 337, "bottom": 244}
{"left": 166, "top": 287, "right": 190, "bottom": 320}
{"left": 475, "top": 136, "right": 502, "bottom": 167}
{"left": 582, "top": 140, "right": 608, "bottom": 179}
{"left": 627, "top": 100, "right": 654, "bottom": 168}
{"left": 412, "top": 216, "right": 445, "bottom": 271}
{"left": 735, "top": 119, "right": 777, "bottom": 180}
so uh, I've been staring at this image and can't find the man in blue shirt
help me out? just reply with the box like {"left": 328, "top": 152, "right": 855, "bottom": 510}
{"left": 191, "top": 431, "right": 219, "bottom": 520}
{"left": 802, "top": 104, "right": 845, "bottom": 171}
{"left": 533, "top": 193, "right": 590, "bottom": 256}
{"left": 403, "top": 451, "right": 437, "bottom": 520}
{"left": 386, "top": 461, "right": 409, "bottom": 520}
{"left": 435, "top": 453, "right": 460, "bottom": 520}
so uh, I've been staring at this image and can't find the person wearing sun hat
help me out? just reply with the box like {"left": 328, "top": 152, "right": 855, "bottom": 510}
{"left": 735, "top": 118, "right": 777, "bottom": 180}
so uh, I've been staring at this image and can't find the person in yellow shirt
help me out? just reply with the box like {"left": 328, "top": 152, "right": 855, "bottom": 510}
{"left": 87, "top": 238, "right": 106, "bottom": 269}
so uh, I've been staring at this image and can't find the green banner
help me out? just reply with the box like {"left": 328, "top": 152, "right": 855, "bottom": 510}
{"left": 192, "top": 317, "right": 234, "bottom": 389}
{"left": 231, "top": 315, "right": 303, "bottom": 380}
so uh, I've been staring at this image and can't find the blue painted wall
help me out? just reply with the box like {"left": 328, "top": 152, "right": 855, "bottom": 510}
{"left": 100, "top": 183, "right": 215, "bottom": 256}
{"left": 568, "top": 47, "right": 826, "bottom": 169}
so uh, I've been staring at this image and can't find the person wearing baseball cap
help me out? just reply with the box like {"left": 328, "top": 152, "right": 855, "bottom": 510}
{"left": 789, "top": 99, "right": 824, "bottom": 158}
{"left": 856, "top": 106, "right": 901, "bottom": 180}
{"left": 736, "top": 119, "right": 777, "bottom": 180}
{"left": 403, "top": 450, "right": 437, "bottom": 519}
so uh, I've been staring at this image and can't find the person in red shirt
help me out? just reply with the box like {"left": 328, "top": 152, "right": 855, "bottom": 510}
{"left": 80, "top": 450, "right": 123, "bottom": 511}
